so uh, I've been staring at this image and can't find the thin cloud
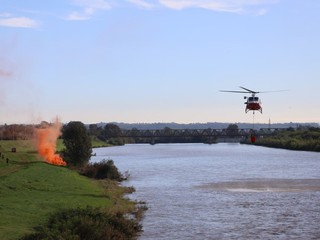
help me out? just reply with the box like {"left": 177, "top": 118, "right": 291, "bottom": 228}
{"left": 158, "top": 0, "right": 278, "bottom": 14}
{"left": 255, "top": 8, "right": 269, "bottom": 16}
{"left": 67, "top": 0, "right": 111, "bottom": 20}
{"left": 127, "top": 0, "right": 154, "bottom": 9}
{"left": 67, "top": 8, "right": 95, "bottom": 20}
{"left": 159, "top": 0, "right": 241, "bottom": 12}
{"left": 66, "top": 0, "right": 276, "bottom": 16}
{"left": 0, "top": 16, "right": 38, "bottom": 28}
{"left": 0, "top": 13, "right": 12, "bottom": 18}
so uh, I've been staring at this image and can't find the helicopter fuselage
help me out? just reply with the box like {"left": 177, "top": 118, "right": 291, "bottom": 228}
{"left": 245, "top": 96, "right": 262, "bottom": 113}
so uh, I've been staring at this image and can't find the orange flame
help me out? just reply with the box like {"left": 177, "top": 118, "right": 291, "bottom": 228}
{"left": 36, "top": 120, "right": 67, "bottom": 166}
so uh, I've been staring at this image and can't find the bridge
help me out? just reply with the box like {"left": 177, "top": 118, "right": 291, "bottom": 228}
{"left": 119, "top": 128, "right": 282, "bottom": 143}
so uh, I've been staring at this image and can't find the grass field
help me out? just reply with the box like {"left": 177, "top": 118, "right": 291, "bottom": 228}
{"left": 0, "top": 140, "right": 135, "bottom": 240}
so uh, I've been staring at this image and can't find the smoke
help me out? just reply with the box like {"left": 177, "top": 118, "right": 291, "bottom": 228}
{"left": 35, "top": 119, "right": 67, "bottom": 166}
{"left": 0, "top": 69, "right": 13, "bottom": 77}
{"left": 0, "top": 57, "right": 13, "bottom": 104}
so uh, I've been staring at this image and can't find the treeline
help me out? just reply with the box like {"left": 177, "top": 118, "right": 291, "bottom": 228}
{"left": 253, "top": 126, "right": 320, "bottom": 152}
{"left": 3, "top": 122, "right": 320, "bottom": 149}
{"left": 94, "top": 122, "right": 319, "bottom": 130}
{"left": 88, "top": 123, "right": 123, "bottom": 145}
{"left": 0, "top": 122, "right": 243, "bottom": 144}
{"left": 88, "top": 123, "right": 221, "bottom": 144}
{"left": 0, "top": 122, "right": 123, "bottom": 144}
{"left": 0, "top": 124, "right": 34, "bottom": 140}
{"left": 0, "top": 123, "right": 125, "bottom": 144}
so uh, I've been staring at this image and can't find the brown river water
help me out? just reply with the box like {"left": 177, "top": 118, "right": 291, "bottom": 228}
{"left": 91, "top": 143, "right": 320, "bottom": 239}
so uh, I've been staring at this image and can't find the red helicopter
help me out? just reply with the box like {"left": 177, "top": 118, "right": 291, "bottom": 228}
{"left": 220, "top": 86, "right": 263, "bottom": 114}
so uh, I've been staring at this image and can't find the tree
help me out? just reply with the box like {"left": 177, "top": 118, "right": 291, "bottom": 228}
{"left": 226, "top": 124, "right": 239, "bottom": 136}
{"left": 62, "top": 121, "right": 92, "bottom": 167}
{"left": 103, "top": 123, "right": 122, "bottom": 139}
{"left": 88, "top": 124, "right": 101, "bottom": 136}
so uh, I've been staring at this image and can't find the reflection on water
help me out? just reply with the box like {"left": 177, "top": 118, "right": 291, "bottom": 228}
{"left": 91, "top": 143, "right": 320, "bottom": 239}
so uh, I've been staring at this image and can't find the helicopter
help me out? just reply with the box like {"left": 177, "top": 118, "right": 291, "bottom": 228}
{"left": 220, "top": 86, "right": 263, "bottom": 114}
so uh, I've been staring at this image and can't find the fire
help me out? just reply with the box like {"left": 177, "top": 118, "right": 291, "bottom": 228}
{"left": 35, "top": 119, "right": 67, "bottom": 166}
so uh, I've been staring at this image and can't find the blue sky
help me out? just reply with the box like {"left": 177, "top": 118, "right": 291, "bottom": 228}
{"left": 1, "top": 0, "right": 319, "bottom": 124}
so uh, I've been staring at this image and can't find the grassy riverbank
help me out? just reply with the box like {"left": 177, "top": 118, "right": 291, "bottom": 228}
{"left": 0, "top": 140, "right": 137, "bottom": 240}
{"left": 246, "top": 127, "right": 320, "bottom": 152}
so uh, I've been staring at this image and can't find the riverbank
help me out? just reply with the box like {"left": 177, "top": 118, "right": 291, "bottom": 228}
{"left": 244, "top": 127, "right": 320, "bottom": 152}
{"left": 0, "top": 140, "right": 140, "bottom": 240}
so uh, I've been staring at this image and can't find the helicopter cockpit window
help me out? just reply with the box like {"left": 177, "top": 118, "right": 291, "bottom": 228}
{"left": 248, "top": 97, "right": 259, "bottom": 102}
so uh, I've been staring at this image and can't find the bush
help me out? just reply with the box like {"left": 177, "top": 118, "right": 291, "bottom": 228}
{"left": 20, "top": 207, "right": 142, "bottom": 240}
{"left": 81, "top": 160, "right": 124, "bottom": 181}
{"left": 252, "top": 127, "right": 320, "bottom": 152}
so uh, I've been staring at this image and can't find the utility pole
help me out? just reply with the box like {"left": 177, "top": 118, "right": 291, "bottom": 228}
{"left": 269, "top": 118, "right": 271, "bottom": 130}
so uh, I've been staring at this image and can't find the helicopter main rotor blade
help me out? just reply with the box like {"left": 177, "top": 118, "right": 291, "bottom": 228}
{"left": 219, "top": 90, "right": 249, "bottom": 93}
{"left": 220, "top": 86, "right": 288, "bottom": 95}
{"left": 239, "top": 86, "right": 259, "bottom": 94}
{"left": 259, "top": 90, "right": 288, "bottom": 93}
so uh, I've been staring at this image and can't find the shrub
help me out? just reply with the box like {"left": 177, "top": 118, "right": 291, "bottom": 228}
{"left": 20, "top": 207, "right": 142, "bottom": 240}
{"left": 81, "top": 160, "right": 124, "bottom": 181}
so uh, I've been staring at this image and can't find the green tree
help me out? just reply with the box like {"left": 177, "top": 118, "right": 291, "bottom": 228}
{"left": 226, "top": 124, "right": 239, "bottom": 136}
{"left": 88, "top": 124, "right": 104, "bottom": 141}
{"left": 88, "top": 124, "right": 101, "bottom": 136}
{"left": 103, "top": 123, "right": 122, "bottom": 139}
{"left": 62, "top": 121, "right": 92, "bottom": 167}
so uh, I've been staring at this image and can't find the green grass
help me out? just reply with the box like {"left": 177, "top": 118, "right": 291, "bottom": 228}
{"left": 90, "top": 137, "right": 113, "bottom": 148}
{"left": 0, "top": 141, "right": 135, "bottom": 240}
{"left": 0, "top": 140, "right": 40, "bottom": 177}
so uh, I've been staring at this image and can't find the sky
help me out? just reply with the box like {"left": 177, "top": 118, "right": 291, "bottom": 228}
{"left": 0, "top": 0, "right": 319, "bottom": 125}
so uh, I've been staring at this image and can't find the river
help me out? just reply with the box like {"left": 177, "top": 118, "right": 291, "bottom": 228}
{"left": 90, "top": 143, "right": 320, "bottom": 239}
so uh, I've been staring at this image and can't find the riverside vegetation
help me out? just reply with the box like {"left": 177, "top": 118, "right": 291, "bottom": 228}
{"left": 0, "top": 139, "right": 145, "bottom": 240}
{"left": 248, "top": 126, "right": 320, "bottom": 152}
